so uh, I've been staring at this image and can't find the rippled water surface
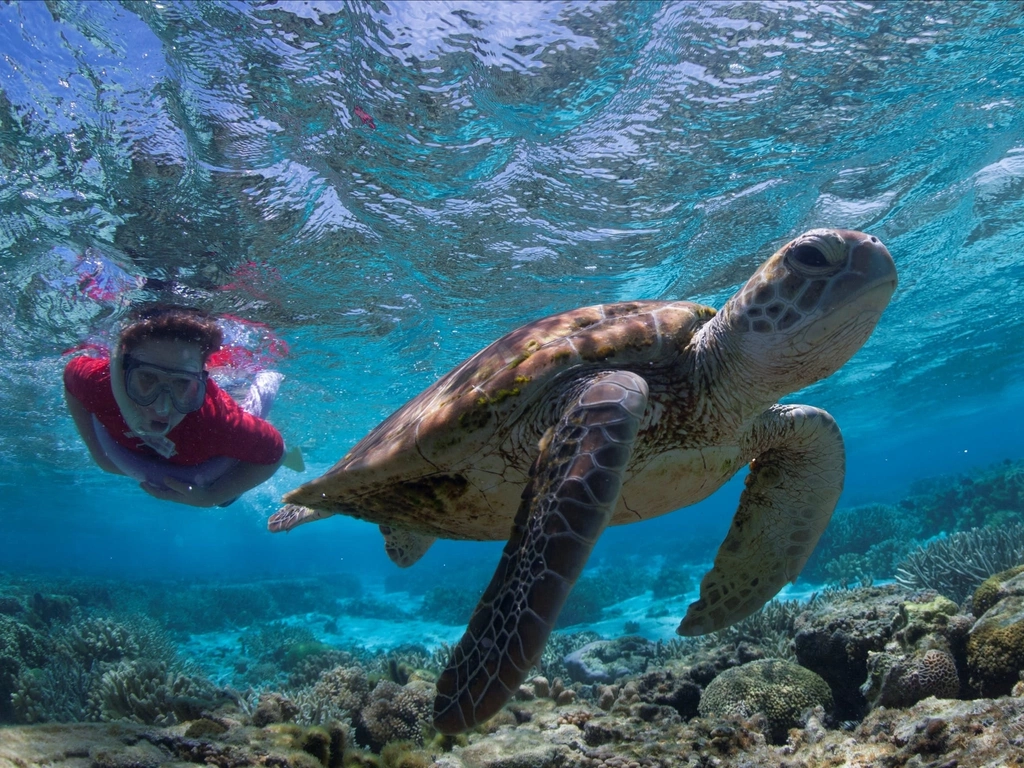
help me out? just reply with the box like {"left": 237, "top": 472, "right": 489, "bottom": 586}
{"left": 2, "top": 0, "right": 1023, "bottom": 579}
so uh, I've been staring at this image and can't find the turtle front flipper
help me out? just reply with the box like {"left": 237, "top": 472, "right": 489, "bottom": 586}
{"left": 267, "top": 503, "right": 331, "bottom": 533}
{"left": 433, "top": 370, "right": 649, "bottom": 734}
{"left": 678, "top": 404, "right": 845, "bottom": 636}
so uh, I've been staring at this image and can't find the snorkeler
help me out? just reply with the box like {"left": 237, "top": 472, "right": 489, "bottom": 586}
{"left": 63, "top": 305, "right": 289, "bottom": 507}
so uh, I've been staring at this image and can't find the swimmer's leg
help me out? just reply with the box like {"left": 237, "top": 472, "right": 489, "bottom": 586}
{"left": 238, "top": 371, "right": 284, "bottom": 418}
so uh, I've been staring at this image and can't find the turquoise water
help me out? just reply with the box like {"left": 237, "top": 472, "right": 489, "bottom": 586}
{"left": 1, "top": 0, "right": 1023, "bottom": 612}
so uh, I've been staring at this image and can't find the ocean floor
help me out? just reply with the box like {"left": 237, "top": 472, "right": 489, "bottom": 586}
{"left": 3, "top": 569, "right": 1024, "bottom": 768}
{"left": 5, "top": 450, "right": 1024, "bottom": 768}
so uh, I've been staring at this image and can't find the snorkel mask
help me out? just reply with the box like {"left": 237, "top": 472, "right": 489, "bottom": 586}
{"left": 122, "top": 355, "right": 208, "bottom": 414}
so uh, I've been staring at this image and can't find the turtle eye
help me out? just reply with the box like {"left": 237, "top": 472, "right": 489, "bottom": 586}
{"left": 786, "top": 246, "right": 827, "bottom": 270}
{"left": 788, "top": 243, "right": 830, "bottom": 269}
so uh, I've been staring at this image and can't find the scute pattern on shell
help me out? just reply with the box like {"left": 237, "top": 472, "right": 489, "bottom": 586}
{"left": 282, "top": 300, "right": 714, "bottom": 540}
{"left": 375, "top": 300, "right": 712, "bottom": 464}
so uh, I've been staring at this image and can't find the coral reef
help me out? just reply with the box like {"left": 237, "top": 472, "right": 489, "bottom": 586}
{"left": 803, "top": 459, "right": 1024, "bottom": 589}
{"left": 419, "top": 586, "right": 480, "bottom": 626}
{"left": 904, "top": 458, "right": 1024, "bottom": 532}
{"left": 4, "top": 456, "right": 1024, "bottom": 764}
{"left": 4, "top": 692, "right": 1024, "bottom": 768}
{"left": 895, "top": 523, "right": 1024, "bottom": 602}
{"left": 802, "top": 503, "right": 922, "bottom": 585}
{"left": 564, "top": 636, "right": 656, "bottom": 684}
{"left": 556, "top": 564, "right": 650, "bottom": 628}
{"left": 146, "top": 575, "right": 362, "bottom": 633}
{"left": 7, "top": 562, "right": 1024, "bottom": 767}
{"left": 649, "top": 562, "right": 693, "bottom": 600}
{"left": 697, "top": 658, "right": 833, "bottom": 744}
{"left": 0, "top": 613, "right": 53, "bottom": 722}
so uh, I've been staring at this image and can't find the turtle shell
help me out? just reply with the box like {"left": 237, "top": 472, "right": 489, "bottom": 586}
{"left": 283, "top": 299, "right": 715, "bottom": 539}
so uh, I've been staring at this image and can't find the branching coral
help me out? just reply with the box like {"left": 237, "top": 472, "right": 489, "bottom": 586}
{"left": 10, "top": 646, "right": 92, "bottom": 723}
{"left": 67, "top": 618, "right": 142, "bottom": 666}
{"left": 311, "top": 664, "right": 370, "bottom": 715}
{"left": 355, "top": 679, "right": 434, "bottom": 751}
{"left": 0, "top": 613, "right": 54, "bottom": 723}
{"left": 895, "top": 523, "right": 1024, "bottom": 603}
{"left": 94, "top": 659, "right": 227, "bottom": 726}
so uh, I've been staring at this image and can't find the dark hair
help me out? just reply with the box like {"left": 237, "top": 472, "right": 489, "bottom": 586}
{"left": 118, "top": 305, "right": 223, "bottom": 362}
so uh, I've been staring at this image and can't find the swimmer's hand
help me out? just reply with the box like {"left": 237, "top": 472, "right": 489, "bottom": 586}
{"left": 140, "top": 477, "right": 220, "bottom": 507}
{"left": 140, "top": 461, "right": 280, "bottom": 506}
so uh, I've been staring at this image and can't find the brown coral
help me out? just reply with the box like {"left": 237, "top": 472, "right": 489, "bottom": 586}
{"left": 973, "top": 565, "right": 1024, "bottom": 617}
{"left": 861, "top": 649, "right": 960, "bottom": 710}
{"left": 355, "top": 679, "right": 434, "bottom": 752}
{"left": 966, "top": 593, "right": 1024, "bottom": 696}
{"left": 698, "top": 658, "right": 833, "bottom": 744}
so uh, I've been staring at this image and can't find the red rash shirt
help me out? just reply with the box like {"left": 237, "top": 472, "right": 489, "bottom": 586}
{"left": 64, "top": 355, "right": 284, "bottom": 466}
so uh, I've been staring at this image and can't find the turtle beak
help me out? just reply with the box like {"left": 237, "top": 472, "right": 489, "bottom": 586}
{"left": 842, "top": 229, "right": 898, "bottom": 299}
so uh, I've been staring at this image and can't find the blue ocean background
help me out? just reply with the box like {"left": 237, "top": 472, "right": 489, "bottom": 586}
{"left": 1, "top": 0, "right": 1023, "bottom": 657}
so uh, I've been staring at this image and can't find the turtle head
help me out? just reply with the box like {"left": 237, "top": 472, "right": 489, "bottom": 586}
{"left": 716, "top": 228, "right": 897, "bottom": 395}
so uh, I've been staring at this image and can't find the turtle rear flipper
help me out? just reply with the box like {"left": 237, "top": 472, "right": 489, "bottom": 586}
{"left": 677, "top": 404, "right": 845, "bottom": 636}
{"left": 433, "top": 370, "right": 649, "bottom": 735}
{"left": 380, "top": 525, "right": 436, "bottom": 567}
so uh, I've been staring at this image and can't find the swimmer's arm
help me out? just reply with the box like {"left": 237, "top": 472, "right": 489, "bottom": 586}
{"left": 64, "top": 389, "right": 126, "bottom": 476}
{"left": 144, "top": 458, "right": 282, "bottom": 507}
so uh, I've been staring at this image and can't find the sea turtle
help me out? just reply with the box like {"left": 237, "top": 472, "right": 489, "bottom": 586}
{"left": 269, "top": 228, "right": 897, "bottom": 734}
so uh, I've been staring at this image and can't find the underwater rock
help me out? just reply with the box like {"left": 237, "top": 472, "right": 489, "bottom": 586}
{"left": 972, "top": 564, "right": 1024, "bottom": 616}
{"left": 564, "top": 636, "right": 656, "bottom": 684}
{"left": 0, "top": 596, "right": 24, "bottom": 616}
{"left": 860, "top": 649, "right": 960, "bottom": 710}
{"left": 967, "top": 592, "right": 1024, "bottom": 697}
{"left": 792, "top": 584, "right": 905, "bottom": 719}
{"left": 697, "top": 658, "right": 833, "bottom": 744}
{"left": 631, "top": 668, "right": 702, "bottom": 719}
{"left": 0, "top": 720, "right": 350, "bottom": 768}
{"left": 444, "top": 724, "right": 577, "bottom": 768}
{"left": 252, "top": 691, "right": 300, "bottom": 727}
{"left": 890, "top": 593, "right": 968, "bottom": 653}
{"left": 29, "top": 593, "right": 77, "bottom": 625}
{"left": 966, "top": 565, "right": 1024, "bottom": 698}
